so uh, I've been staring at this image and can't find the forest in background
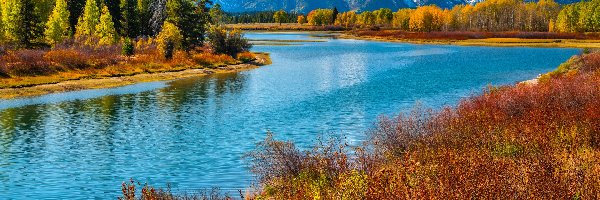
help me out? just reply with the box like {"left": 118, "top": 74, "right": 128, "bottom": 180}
{"left": 223, "top": 0, "right": 600, "bottom": 33}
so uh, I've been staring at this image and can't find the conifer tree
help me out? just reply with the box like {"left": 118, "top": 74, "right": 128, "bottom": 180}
{"left": 120, "top": 0, "right": 138, "bottom": 38}
{"left": 104, "top": 0, "right": 121, "bottom": 30}
{"left": 68, "top": 0, "right": 85, "bottom": 36}
{"left": 209, "top": 3, "right": 224, "bottom": 24}
{"left": 166, "top": 0, "right": 211, "bottom": 48}
{"left": 36, "top": 0, "right": 56, "bottom": 24}
{"left": 137, "top": 0, "right": 151, "bottom": 36}
{"left": 95, "top": 5, "right": 118, "bottom": 45}
{"left": 2, "top": 0, "right": 43, "bottom": 47}
{"left": 332, "top": 7, "right": 338, "bottom": 24}
{"left": 3, "top": 0, "right": 23, "bottom": 42}
{"left": 75, "top": 0, "right": 100, "bottom": 37}
{"left": 45, "top": 0, "right": 71, "bottom": 46}
{"left": 0, "top": 2, "right": 4, "bottom": 41}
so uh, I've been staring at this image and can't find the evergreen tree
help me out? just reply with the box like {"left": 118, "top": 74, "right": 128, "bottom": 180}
{"left": 332, "top": 7, "right": 338, "bottom": 24}
{"left": 20, "top": 0, "right": 44, "bottom": 47}
{"left": 103, "top": 0, "right": 121, "bottom": 30}
{"left": 137, "top": 0, "right": 151, "bottom": 36}
{"left": 68, "top": 0, "right": 86, "bottom": 36}
{"left": 0, "top": 2, "right": 4, "bottom": 41}
{"left": 45, "top": 0, "right": 71, "bottom": 46}
{"left": 36, "top": 0, "right": 56, "bottom": 24}
{"left": 120, "top": 0, "right": 138, "bottom": 38}
{"left": 3, "top": 0, "right": 23, "bottom": 42}
{"left": 209, "top": 3, "right": 224, "bottom": 24}
{"left": 166, "top": 0, "right": 212, "bottom": 49}
{"left": 95, "top": 5, "right": 118, "bottom": 45}
{"left": 3, "top": 0, "right": 44, "bottom": 47}
{"left": 75, "top": 0, "right": 100, "bottom": 37}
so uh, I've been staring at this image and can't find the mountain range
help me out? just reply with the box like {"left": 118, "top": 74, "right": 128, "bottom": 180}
{"left": 213, "top": 0, "right": 579, "bottom": 13}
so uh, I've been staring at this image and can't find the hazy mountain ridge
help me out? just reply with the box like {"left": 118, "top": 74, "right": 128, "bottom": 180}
{"left": 214, "top": 0, "right": 580, "bottom": 13}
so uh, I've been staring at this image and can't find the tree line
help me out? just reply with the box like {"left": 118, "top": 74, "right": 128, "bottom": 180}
{"left": 331, "top": 0, "right": 562, "bottom": 32}
{"left": 222, "top": 10, "right": 301, "bottom": 24}
{"left": 290, "top": 0, "right": 599, "bottom": 33}
{"left": 0, "top": 0, "right": 213, "bottom": 48}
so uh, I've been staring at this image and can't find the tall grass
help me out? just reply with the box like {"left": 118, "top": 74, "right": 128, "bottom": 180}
{"left": 247, "top": 51, "right": 600, "bottom": 199}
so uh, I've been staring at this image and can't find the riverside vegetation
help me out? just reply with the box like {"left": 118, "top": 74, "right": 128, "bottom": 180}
{"left": 0, "top": 0, "right": 258, "bottom": 98}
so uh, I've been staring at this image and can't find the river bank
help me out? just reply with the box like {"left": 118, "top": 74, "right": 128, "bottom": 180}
{"left": 341, "top": 30, "right": 600, "bottom": 48}
{"left": 0, "top": 53, "right": 271, "bottom": 99}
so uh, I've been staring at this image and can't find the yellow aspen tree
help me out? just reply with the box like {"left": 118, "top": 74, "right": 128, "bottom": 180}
{"left": 45, "top": 0, "right": 70, "bottom": 46}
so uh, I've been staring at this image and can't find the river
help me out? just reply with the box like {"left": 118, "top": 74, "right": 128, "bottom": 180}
{"left": 0, "top": 32, "right": 580, "bottom": 199}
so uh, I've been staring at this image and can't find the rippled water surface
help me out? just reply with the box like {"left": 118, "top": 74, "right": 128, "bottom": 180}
{"left": 0, "top": 33, "right": 580, "bottom": 199}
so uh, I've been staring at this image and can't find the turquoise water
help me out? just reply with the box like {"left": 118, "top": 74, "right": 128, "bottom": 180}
{"left": 0, "top": 33, "right": 580, "bottom": 199}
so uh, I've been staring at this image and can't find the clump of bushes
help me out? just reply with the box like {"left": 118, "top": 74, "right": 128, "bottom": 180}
{"left": 207, "top": 26, "right": 252, "bottom": 57}
{"left": 0, "top": 49, "right": 55, "bottom": 76}
{"left": 118, "top": 179, "right": 236, "bottom": 200}
{"left": 237, "top": 52, "right": 256, "bottom": 63}
{"left": 247, "top": 52, "right": 600, "bottom": 199}
{"left": 191, "top": 53, "right": 236, "bottom": 66}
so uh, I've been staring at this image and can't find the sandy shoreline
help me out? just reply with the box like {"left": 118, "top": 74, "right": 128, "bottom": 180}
{"left": 0, "top": 53, "right": 271, "bottom": 99}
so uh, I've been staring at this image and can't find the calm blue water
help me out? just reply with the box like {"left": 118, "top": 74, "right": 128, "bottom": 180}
{"left": 0, "top": 33, "right": 580, "bottom": 199}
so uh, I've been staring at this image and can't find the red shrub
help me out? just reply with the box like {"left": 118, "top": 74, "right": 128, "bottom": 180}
{"left": 44, "top": 49, "right": 89, "bottom": 70}
{"left": 0, "top": 49, "right": 55, "bottom": 76}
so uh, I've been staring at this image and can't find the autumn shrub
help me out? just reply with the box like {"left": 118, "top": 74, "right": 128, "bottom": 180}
{"left": 247, "top": 133, "right": 351, "bottom": 199}
{"left": 191, "top": 53, "right": 236, "bottom": 66}
{"left": 44, "top": 49, "right": 89, "bottom": 69}
{"left": 236, "top": 52, "right": 256, "bottom": 63}
{"left": 207, "top": 26, "right": 252, "bottom": 57}
{"left": 0, "top": 49, "right": 55, "bottom": 76}
{"left": 119, "top": 179, "right": 235, "bottom": 200}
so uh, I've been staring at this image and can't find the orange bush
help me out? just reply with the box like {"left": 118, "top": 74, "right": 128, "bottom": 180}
{"left": 237, "top": 52, "right": 256, "bottom": 63}
{"left": 44, "top": 49, "right": 89, "bottom": 70}
{"left": 191, "top": 53, "right": 236, "bottom": 66}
